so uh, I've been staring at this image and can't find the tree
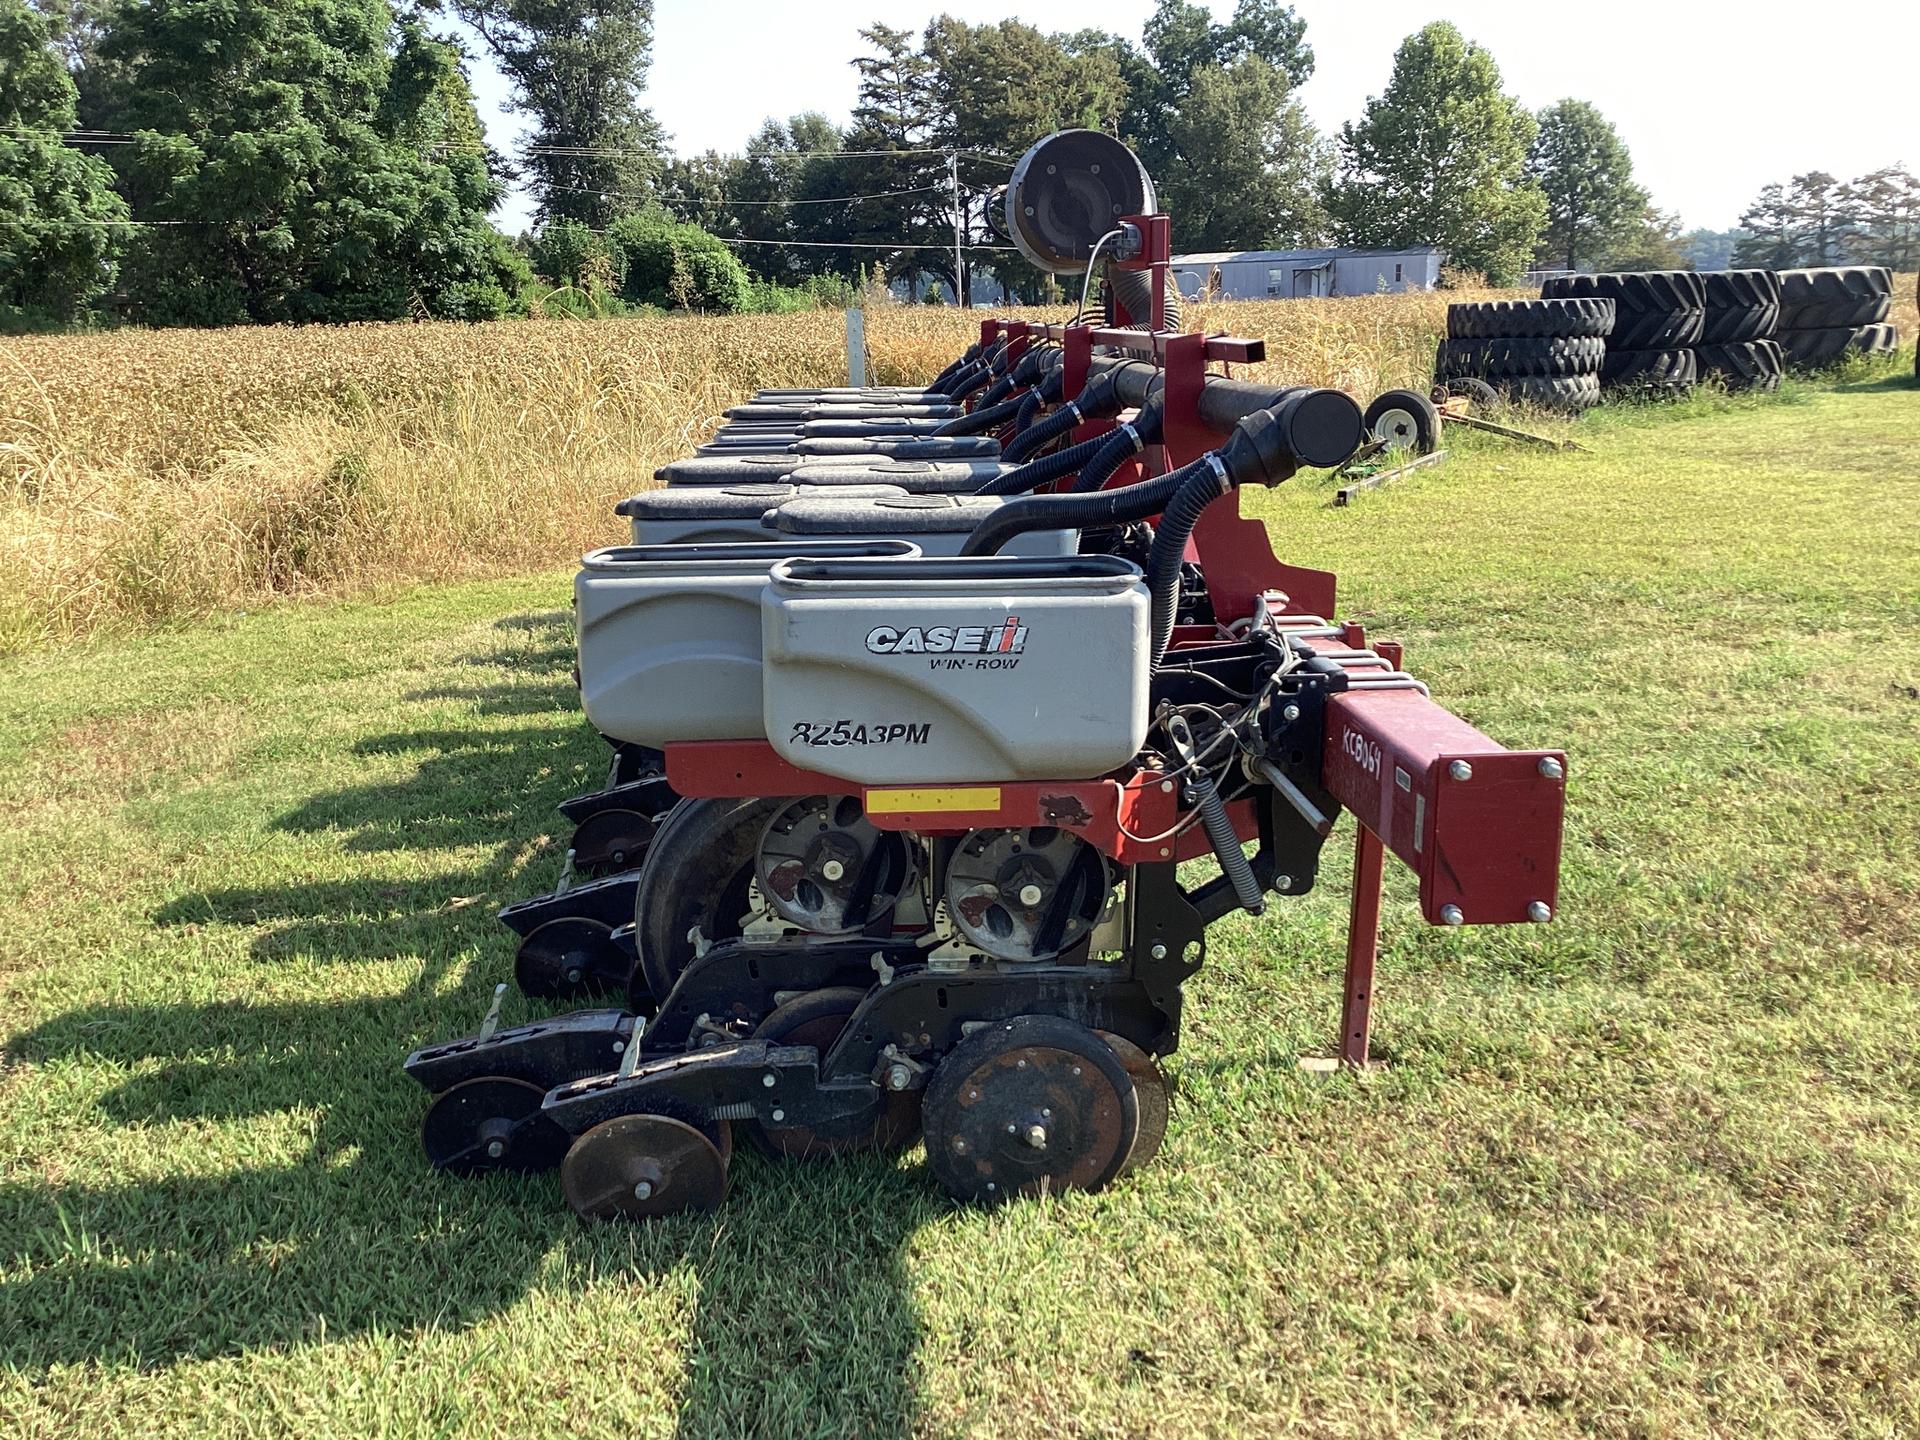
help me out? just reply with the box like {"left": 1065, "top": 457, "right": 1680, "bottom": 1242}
{"left": 1840, "top": 166, "right": 1920, "bottom": 270}
{"left": 1678, "top": 227, "right": 1748, "bottom": 272}
{"left": 1121, "top": 0, "right": 1312, "bottom": 180}
{"left": 94, "top": 2, "right": 523, "bottom": 325}
{"left": 1527, "top": 99, "right": 1646, "bottom": 270}
{"left": 1326, "top": 22, "right": 1545, "bottom": 285}
{"left": 1734, "top": 171, "right": 1850, "bottom": 269}
{"left": 455, "top": 0, "right": 665, "bottom": 225}
{"left": 1158, "top": 56, "right": 1325, "bottom": 250}
{"left": 1603, "top": 208, "right": 1688, "bottom": 272}
{"left": 1, "top": 0, "right": 126, "bottom": 326}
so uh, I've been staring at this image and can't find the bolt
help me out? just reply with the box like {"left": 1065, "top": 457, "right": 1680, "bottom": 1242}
{"left": 565, "top": 968, "right": 583, "bottom": 984}
{"left": 1159, "top": 847, "right": 1171, "bottom": 858}
{"left": 1007, "top": 1123, "right": 1017, "bottom": 1134}
{"left": 485, "top": 1140, "right": 505, "bottom": 1159}
{"left": 1449, "top": 760, "right": 1474, "bottom": 782}
{"left": 821, "top": 859, "right": 846, "bottom": 882}
{"left": 887, "top": 1063, "right": 912, "bottom": 1091}
{"left": 1539, "top": 757, "right": 1565, "bottom": 781}
{"left": 1019, "top": 884, "right": 1044, "bottom": 907}
{"left": 1150, "top": 942, "right": 1168, "bottom": 960}
{"left": 1025, "top": 1124, "right": 1048, "bottom": 1149}
{"left": 952, "top": 1136, "right": 968, "bottom": 1154}
{"left": 1041, "top": 1108, "right": 1052, "bottom": 1118}
{"left": 1159, "top": 779, "right": 1173, "bottom": 793}
{"left": 633, "top": 1180, "right": 653, "bottom": 1201}
{"left": 1440, "top": 904, "right": 1465, "bottom": 926}
{"left": 1272, "top": 874, "right": 1292, "bottom": 893}
{"left": 1016, "top": 1058, "right": 1027, "bottom": 1069}
{"left": 611, "top": 1039, "right": 625, "bottom": 1053}
{"left": 762, "top": 1072, "right": 777, "bottom": 1088}
{"left": 1528, "top": 901, "right": 1553, "bottom": 923}
{"left": 771, "top": 1107, "right": 786, "bottom": 1122}
{"left": 1283, "top": 704, "right": 1301, "bottom": 722}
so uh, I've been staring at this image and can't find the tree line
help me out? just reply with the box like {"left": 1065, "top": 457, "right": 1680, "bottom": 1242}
{"left": 5, "top": 0, "right": 1912, "bottom": 332}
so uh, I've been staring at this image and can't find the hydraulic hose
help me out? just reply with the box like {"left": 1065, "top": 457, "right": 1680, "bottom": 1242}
{"left": 1011, "top": 390, "right": 1043, "bottom": 436}
{"left": 960, "top": 458, "right": 1208, "bottom": 555}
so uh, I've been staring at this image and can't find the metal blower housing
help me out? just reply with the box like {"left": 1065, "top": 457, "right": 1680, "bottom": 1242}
{"left": 1004, "top": 130, "right": 1156, "bottom": 275}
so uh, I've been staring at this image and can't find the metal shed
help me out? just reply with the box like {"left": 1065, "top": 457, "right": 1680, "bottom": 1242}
{"left": 1171, "top": 247, "right": 1442, "bottom": 301}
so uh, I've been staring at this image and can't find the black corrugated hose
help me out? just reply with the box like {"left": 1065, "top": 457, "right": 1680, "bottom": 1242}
{"left": 999, "top": 399, "right": 1080, "bottom": 465}
{"left": 960, "top": 457, "right": 1208, "bottom": 552}
{"left": 932, "top": 391, "right": 1030, "bottom": 437}
{"left": 1164, "top": 713, "right": 1264, "bottom": 917}
{"left": 1143, "top": 457, "right": 1234, "bottom": 667}
{"left": 1063, "top": 407, "right": 1162, "bottom": 492}
{"left": 1011, "top": 390, "right": 1043, "bottom": 436}
{"left": 929, "top": 343, "right": 979, "bottom": 392}
{"left": 972, "top": 429, "right": 1117, "bottom": 495}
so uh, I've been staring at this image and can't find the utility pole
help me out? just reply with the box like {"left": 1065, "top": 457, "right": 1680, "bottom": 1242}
{"left": 949, "top": 149, "right": 968, "bottom": 309}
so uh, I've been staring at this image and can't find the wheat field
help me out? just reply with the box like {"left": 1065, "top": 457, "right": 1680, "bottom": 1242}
{"left": 4, "top": 286, "right": 1914, "bottom": 652}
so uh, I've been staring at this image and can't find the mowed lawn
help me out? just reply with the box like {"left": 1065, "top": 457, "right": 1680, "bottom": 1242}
{"left": 2, "top": 373, "right": 1917, "bottom": 1439}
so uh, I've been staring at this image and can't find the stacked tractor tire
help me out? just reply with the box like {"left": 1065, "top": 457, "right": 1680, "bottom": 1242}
{"left": 1773, "top": 267, "right": 1898, "bottom": 370}
{"left": 1435, "top": 297, "right": 1614, "bottom": 412}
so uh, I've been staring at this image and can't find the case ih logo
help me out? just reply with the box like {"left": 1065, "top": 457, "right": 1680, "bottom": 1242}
{"left": 865, "top": 617, "right": 1028, "bottom": 656}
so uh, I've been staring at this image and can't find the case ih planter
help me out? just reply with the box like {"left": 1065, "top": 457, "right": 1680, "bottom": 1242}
{"left": 406, "top": 132, "right": 1568, "bottom": 1219}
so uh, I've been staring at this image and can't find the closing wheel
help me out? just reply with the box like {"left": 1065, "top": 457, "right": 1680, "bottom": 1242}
{"left": 1095, "top": 1031, "right": 1169, "bottom": 1176}
{"left": 561, "top": 1113, "right": 729, "bottom": 1221}
{"left": 1362, "top": 389, "right": 1440, "bottom": 455}
{"left": 514, "top": 917, "right": 624, "bottom": 1001}
{"left": 567, "top": 807, "right": 656, "bottom": 875}
{"left": 421, "top": 1076, "right": 570, "bottom": 1174}
{"left": 748, "top": 987, "right": 921, "bottom": 1160}
{"left": 923, "top": 1015, "right": 1138, "bottom": 1206}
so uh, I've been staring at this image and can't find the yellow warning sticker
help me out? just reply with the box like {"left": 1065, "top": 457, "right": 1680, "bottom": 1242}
{"left": 865, "top": 786, "right": 1003, "bottom": 814}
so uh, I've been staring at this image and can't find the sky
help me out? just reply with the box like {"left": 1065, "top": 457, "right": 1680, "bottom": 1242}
{"left": 464, "top": 0, "right": 1920, "bottom": 239}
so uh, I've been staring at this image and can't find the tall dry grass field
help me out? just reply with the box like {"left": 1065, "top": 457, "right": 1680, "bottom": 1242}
{"left": 5, "top": 282, "right": 1914, "bottom": 652}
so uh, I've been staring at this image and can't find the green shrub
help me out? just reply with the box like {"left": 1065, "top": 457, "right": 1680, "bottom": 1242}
{"left": 604, "top": 215, "right": 752, "bottom": 313}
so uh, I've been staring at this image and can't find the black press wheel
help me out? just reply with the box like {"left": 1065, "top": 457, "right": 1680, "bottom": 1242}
{"left": 923, "top": 1014, "right": 1138, "bottom": 1206}
{"left": 421, "top": 1076, "right": 571, "bottom": 1175}
{"left": 560, "top": 1113, "right": 730, "bottom": 1222}
{"left": 1363, "top": 389, "right": 1441, "bottom": 455}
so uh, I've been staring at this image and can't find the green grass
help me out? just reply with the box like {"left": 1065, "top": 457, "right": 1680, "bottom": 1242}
{"left": 3, "top": 370, "right": 1919, "bottom": 1438}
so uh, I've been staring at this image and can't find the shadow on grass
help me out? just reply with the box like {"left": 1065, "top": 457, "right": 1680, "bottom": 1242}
{"left": 0, "top": 613, "right": 935, "bottom": 1435}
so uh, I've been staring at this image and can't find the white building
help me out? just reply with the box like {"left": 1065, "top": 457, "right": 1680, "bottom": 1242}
{"left": 1170, "top": 247, "right": 1442, "bottom": 300}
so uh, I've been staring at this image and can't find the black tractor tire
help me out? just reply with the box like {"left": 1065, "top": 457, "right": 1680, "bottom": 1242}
{"left": 1696, "top": 339, "right": 1785, "bottom": 392}
{"left": 1494, "top": 372, "right": 1601, "bottom": 412}
{"left": 1436, "top": 335, "right": 1605, "bottom": 378}
{"left": 1776, "top": 323, "right": 1900, "bottom": 370}
{"left": 1446, "top": 297, "right": 1615, "bottom": 340}
{"left": 1698, "top": 304, "right": 1779, "bottom": 345}
{"left": 1600, "top": 347, "right": 1697, "bottom": 389}
{"left": 1437, "top": 376, "right": 1502, "bottom": 410}
{"left": 1776, "top": 267, "right": 1893, "bottom": 331}
{"left": 1542, "top": 271, "right": 1708, "bottom": 349}
{"left": 1700, "top": 269, "right": 1782, "bottom": 310}
{"left": 1362, "top": 389, "right": 1442, "bottom": 454}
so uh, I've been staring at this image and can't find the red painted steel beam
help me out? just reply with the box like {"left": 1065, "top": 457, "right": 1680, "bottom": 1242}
{"left": 1317, "top": 687, "right": 1566, "bottom": 926}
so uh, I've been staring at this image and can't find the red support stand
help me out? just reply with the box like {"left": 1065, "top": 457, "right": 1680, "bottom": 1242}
{"left": 1340, "top": 825, "right": 1385, "bottom": 1070}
